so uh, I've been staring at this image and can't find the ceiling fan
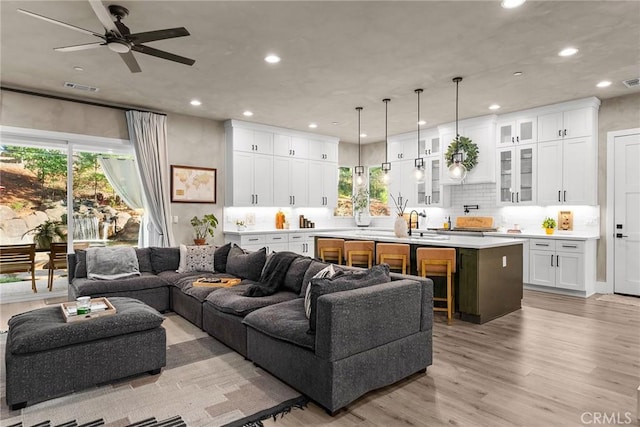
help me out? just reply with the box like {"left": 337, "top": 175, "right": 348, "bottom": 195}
{"left": 17, "top": 0, "right": 195, "bottom": 73}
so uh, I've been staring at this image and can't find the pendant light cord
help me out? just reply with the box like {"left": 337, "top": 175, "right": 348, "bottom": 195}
{"left": 356, "top": 107, "right": 362, "bottom": 169}
{"left": 384, "top": 99, "right": 389, "bottom": 164}
{"left": 415, "top": 89, "right": 422, "bottom": 158}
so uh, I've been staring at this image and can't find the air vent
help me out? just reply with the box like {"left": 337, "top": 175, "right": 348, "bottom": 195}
{"left": 64, "top": 82, "right": 99, "bottom": 92}
{"left": 622, "top": 78, "right": 639, "bottom": 88}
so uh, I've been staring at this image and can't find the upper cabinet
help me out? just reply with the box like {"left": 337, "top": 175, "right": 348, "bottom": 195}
{"left": 496, "top": 116, "right": 537, "bottom": 146}
{"left": 537, "top": 107, "right": 594, "bottom": 142}
{"left": 225, "top": 120, "right": 339, "bottom": 207}
{"left": 388, "top": 137, "right": 418, "bottom": 161}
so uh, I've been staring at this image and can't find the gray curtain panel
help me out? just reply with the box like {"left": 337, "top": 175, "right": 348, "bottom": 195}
{"left": 126, "top": 110, "right": 175, "bottom": 247}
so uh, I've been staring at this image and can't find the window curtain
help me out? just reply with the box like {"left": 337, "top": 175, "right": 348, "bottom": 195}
{"left": 97, "top": 157, "right": 148, "bottom": 247}
{"left": 126, "top": 110, "right": 175, "bottom": 247}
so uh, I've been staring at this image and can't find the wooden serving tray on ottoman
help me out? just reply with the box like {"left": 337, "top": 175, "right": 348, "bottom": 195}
{"left": 61, "top": 297, "right": 117, "bottom": 323}
{"left": 193, "top": 277, "right": 242, "bottom": 288}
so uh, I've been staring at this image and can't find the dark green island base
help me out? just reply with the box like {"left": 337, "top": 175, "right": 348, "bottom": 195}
{"left": 314, "top": 234, "right": 524, "bottom": 324}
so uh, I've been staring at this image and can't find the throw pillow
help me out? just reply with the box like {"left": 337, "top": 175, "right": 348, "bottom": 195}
{"left": 177, "top": 244, "right": 216, "bottom": 273}
{"left": 304, "top": 264, "right": 337, "bottom": 319}
{"left": 214, "top": 242, "right": 232, "bottom": 273}
{"left": 300, "top": 260, "right": 331, "bottom": 297}
{"left": 74, "top": 249, "right": 87, "bottom": 278}
{"left": 225, "top": 245, "right": 267, "bottom": 281}
{"left": 307, "top": 264, "right": 391, "bottom": 334}
{"left": 150, "top": 247, "right": 181, "bottom": 273}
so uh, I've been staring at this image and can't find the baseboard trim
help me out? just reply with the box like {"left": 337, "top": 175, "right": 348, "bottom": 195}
{"left": 595, "top": 280, "right": 613, "bottom": 295}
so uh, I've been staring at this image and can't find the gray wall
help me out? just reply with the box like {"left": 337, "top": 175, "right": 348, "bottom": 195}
{"left": 597, "top": 92, "right": 640, "bottom": 281}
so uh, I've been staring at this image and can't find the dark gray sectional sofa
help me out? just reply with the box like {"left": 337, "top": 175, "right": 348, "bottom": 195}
{"left": 67, "top": 244, "right": 434, "bottom": 413}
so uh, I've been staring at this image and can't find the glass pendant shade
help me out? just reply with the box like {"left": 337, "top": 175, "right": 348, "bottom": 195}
{"left": 448, "top": 152, "right": 467, "bottom": 180}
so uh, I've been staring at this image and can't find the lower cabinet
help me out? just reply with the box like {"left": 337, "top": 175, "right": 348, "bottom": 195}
{"left": 224, "top": 232, "right": 315, "bottom": 255}
{"left": 288, "top": 233, "right": 315, "bottom": 256}
{"left": 529, "top": 239, "right": 585, "bottom": 291}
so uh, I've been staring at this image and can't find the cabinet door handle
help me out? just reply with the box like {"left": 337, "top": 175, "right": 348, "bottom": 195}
{"left": 562, "top": 245, "right": 577, "bottom": 248}
{"left": 516, "top": 192, "right": 519, "bottom": 203}
{"left": 511, "top": 192, "right": 514, "bottom": 203}
{"left": 273, "top": 237, "right": 283, "bottom": 240}
{"left": 293, "top": 195, "right": 295, "bottom": 205}
{"left": 512, "top": 137, "right": 515, "bottom": 143}
{"left": 428, "top": 196, "right": 431, "bottom": 205}
{"left": 558, "top": 130, "right": 562, "bottom": 137}
{"left": 558, "top": 190, "right": 561, "bottom": 202}
{"left": 536, "top": 243, "right": 550, "bottom": 247}
{"left": 563, "top": 190, "right": 567, "bottom": 202}
{"left": 516, "top": 136, "right": 520, "bottom": 143}
{"left": 563, "top": 129, "right": 567, "bottom": 137}
{"left": 249, "top": 238, "right": 259, "bottom": 242}
{"left": 551, "top": 255, "right": 554, "bottom": 266}
{"left": 255, "top": 194, "right": 258, "bottom": 205}
{"left": 556, "top": 255, "right": 559, "bottom": 267}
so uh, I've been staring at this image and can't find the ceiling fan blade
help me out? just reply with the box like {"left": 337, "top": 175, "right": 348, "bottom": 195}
{"left": 87, "top": 0, "right": 121, "bottom": 37}
{"left": 119, "top": 51, "right": 142, "bottom": 73}
{"left": 17, "top": 9, "right": 104, "bottom": 38}
{"left": 54, "top": 42, "right": 105, "bottom": 52}
{"left": 132, "top": 44, "right": 195, "bottom": 66}
{"left": 128, "top": 27, "right": 190, "bottom": 44}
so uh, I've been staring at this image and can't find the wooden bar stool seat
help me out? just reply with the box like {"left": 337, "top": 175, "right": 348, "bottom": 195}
{"left": 316, "top": 238, "right": 345, "bottom": 264}
{"left": 376, "top": 243, "right": 410, "bottom": 274}
{"left": 416, "top": 247, "right": 456, "bottom": 324}
{"left": 344, "top": 240, "right": 375, "bottom": 268}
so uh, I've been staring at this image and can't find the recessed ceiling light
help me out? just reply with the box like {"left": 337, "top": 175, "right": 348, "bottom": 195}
{"left": 308, "top": 123, "right": 318, "bottom": 129}
{"left": 264, "top": 54, "right": 281, "bottom": 64}
{"left": 243, "top": 110, "right": 254, "bottom": 117}
{"left": 73, "top": 66, "right": 84, "bottom": 72}
{"left": 360, "top": 133, "right": 367, "bottom": 138}
{"left": 332, "top": 121, "right": 339, "bottom": 125}
{"left": 558, "top": 47, "right": 578, "bottom": 57}
{"left": 489, "top": 104, "right": 501, "bottom": 110}
{"left": 501, "top": 0, "right": 526, "bottom": 8}
{"left": 596, "top": 80, "right": 612, "bottom": 88}
{"left": 418, "top": 120, "right": 426, "bottom": 126}
{"left": 513, "top": 71, "right": 523, "bottom": 76}
{"left": 190, "top": 99, "right": 202, "bottom": 106}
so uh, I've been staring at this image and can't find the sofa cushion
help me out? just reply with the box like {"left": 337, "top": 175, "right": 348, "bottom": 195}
{"left": 243, "top": 299, "right": 314, "bottom": 351}
{"left": 71, "top": 272, "right": 169, "bottom": 295}
{"left": 214, "top": 242, "right": 232, "bottom": 273}
{"left": 150, "top": 247, "right": 180, "bottom": 273}
{"left": 177, "top": 244, "right": 215, "bottom": 273}
{"left": 136, "top": 248, "right": 153, "bottom": 273}
{"left": 283, "top": 256, "right": 313, "bottom": 295}
{"left": 304, "top": 264, "right": 337, "bottom": 318}
{"left": 300, "top": 259, "right": 330, "bottom": 297}
{"left": 74, "top": 249, "right": 88, "bottom": 278}
{"left": 226, "top": 246, "right": 267, "bottom": 281}
{"left": 159, "top": 270, "right": 235, "bottom": 302}
{"left": 308, "top": 264, "right": 391, "bottom": 333}
{"left": 205, "top": 284, "right": 298, "bottom": 316}
{"left": 8, "top": 297, "right": 164, "bottom": 355}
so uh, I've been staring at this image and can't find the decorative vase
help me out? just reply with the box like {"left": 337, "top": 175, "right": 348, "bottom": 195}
{"left": 394, "top": 214, "right": 408, "bottom": 238}
{"left": 354, "top": 210, "right": 371, "bottom": 227}
{"left": 545, "top": 228, "right": 554, "bottom": 235}
{"left": 193, "top": 238, "right": 206, "bottom": 245}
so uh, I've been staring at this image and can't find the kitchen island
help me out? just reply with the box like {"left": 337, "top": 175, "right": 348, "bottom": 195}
{"left": 312, "top": 230, "right": 526, "bottom": 324}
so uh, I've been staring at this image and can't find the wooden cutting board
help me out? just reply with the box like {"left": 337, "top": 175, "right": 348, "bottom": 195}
{"left": 455, "top": 216, "right": 494, "bottom": 229}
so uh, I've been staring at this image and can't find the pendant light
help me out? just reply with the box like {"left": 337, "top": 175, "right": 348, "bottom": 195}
{"left": 381, "top": 98, "right": 391, "bottom": 185}
{"left": 448, "top": 77, "right": 468, "bottom": 181}
{"left": 354, "top": 106, "right": 365, "bottom": 186}
{"left": 414, "top": 88, "right": 425, "bottom": 182}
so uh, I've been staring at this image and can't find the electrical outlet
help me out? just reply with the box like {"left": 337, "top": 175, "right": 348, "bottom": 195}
{"left": 173, "top": 216, "right": 179, "bottom": 224}
{"left": 502, "top": 256, "right": 507, "bottom": 267}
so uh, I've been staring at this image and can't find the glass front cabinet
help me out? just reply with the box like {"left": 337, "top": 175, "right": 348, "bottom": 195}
{"left": 496, "top": 145, "right": 537, "bottom": 206}
{"left": 417, "top": 157, "right": 450, "bottom": 207}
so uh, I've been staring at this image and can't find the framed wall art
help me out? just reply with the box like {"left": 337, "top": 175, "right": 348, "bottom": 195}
{"left": 170, "top": 165, "right": 217, "bottom": 203}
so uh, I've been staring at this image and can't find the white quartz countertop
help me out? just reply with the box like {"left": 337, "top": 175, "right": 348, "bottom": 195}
{"left": 485, "top": 230, "right": 600, "bottom": 240}
{"left": 224, "top": 227, "right": 350, "bottom": 236}
{"left": 310, "top": 230, "right": 527, "bottom": 249}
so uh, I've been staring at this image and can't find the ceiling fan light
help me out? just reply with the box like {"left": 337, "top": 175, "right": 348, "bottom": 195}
{"left": 107, "top": 40, "right": 131, "bottom": 53}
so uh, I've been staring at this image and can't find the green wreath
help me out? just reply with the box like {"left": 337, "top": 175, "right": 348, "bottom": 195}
{"left": 445, "top": 136, "right": 479, "bottom": 171}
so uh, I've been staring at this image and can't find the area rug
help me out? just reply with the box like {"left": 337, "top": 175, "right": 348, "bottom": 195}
{"left": 596, "top": 293, "right": 640, "bottom": 307}
{"left": 0, "top": 313, "right": 307, "bottom": 427}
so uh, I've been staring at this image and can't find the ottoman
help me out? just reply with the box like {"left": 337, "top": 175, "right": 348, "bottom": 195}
{"left": 5, "top": 297, "right": 166, "bottom": 410}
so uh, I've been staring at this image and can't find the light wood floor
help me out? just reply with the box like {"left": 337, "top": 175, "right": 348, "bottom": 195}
{"left": 2, "top": 291, "right": 638, "bottom": 426}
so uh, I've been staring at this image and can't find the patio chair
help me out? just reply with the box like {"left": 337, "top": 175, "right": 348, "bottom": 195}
{"left": 0, "top": 244, "right": 37, "bottom": 293}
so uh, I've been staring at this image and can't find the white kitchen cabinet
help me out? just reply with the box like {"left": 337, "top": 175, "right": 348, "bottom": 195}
{"left": 273, "top": 157, "right": 308, "bottom": 207}
{"left": 439, "top": 116, "right": 497, "bottom": 185}
{"left": 274, "top": 134, "right": 308, "bottom": 158}
{"left": 537, "top": 137, "right": 596, "bottom": 205}
{"left": 308, "top": 139, "right": 338, "bottom": 162}
{"left": 496, "top": 116, "right": 537, "bottom": 146}
{"left": 288, "top": 233, "right": 314, "bottom": 256}
{"left": 537, "top": 107, "right": 593, "bottom": 142}
{"left": 388, "top": 137, "right": 419, "bottom": 161}
{"left": 496, "top": 144, "right": 536, "bottom": 206}
{"left": 529, "top": 239, "right": 585, "bottom": 291}
{"left": 308, "top": 161, "right": 338, "bottom": 207}
{"left": 419, "top": 131, "right": 441, "bottom": 157}
{"left": 264, "top": 234, "right": 289, "bottom": 254}
{"left": 231, "top": 151, "right": 274, "bottom": 206}
{"left": 417, "top": 157, "right": 450, "bottom": 207}
{"left": 387, "top": 159, "right": 417, "bottom": 207}
{"left": 232, "top": 128, "right": 273, "bottom": 155}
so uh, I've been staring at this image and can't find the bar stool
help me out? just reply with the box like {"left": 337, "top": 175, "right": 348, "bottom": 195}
{"left": 316, "top": 238, "right": 345, "bottom": 264}
{"left": 376, "top": 243, "right": 410, "bottom": 274}
{"left": 416, "top": 247, "right": 456, "bottom": 324}
{"left": 344, "top": 240, "right": 375, "bottom": 268}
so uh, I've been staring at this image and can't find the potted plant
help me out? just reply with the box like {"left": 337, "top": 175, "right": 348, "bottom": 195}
{"left": 542, "top": 217, "right": 557, "bottom": 235}
{"left": 23, "top": 219, "right": 66, "bottom": 249}
{"left": 190, "top": 214, "right": 218, "bottom": 245}
{"left": 352, "top": 187, "right": 371, "bottom": 227}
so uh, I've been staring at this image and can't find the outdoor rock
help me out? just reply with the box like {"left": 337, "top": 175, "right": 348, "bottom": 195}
{"left": 0, "top": 205, "right": 17, "bottom": 222}
{"left": 3, "top": 218, "right": 29, "bottom": 241}
{"left": 24, "top": 211, "right": 48, "bottom": 230}
{"left": 114, "top": 212, "right": 131, "bottom": 230}
{"left": 113, "top": 217, "right": 140, "bottom": 241}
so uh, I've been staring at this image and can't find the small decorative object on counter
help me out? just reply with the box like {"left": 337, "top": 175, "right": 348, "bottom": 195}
{"left": 284, "top": 220, "right": 290, "bottom": 229}
{"left": 390, "top": 193, "right": 408, "bottom": 238}
{"left": 447, "top": 216, "right": 452, "bottom": 230}
{"left": 235, "top": 219, "right": 246, "bottom": 231}
{"left": 352, "top": 187, "right": 371, "bottom": 227}
{"left": 275, "top": 209, "right": 285, "bottom": 229}
{"left": 298, "top": 215, "right": 314, "bottom": 228}
{"left": 542, "top": 217, "right": 557, "bottom": 235}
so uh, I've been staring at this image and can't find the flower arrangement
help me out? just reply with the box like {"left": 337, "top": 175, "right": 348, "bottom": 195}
{"left": 389, "top": 193, "right": 408, "bottom": 216}
{"left": 235, "top": 219, "right": 245, "bottom": 227}
{"left": 352, "top": 187, "right": 369, "bottom": 212}
{"left": 542, "top": 217, "right": 557, "bottom": 229}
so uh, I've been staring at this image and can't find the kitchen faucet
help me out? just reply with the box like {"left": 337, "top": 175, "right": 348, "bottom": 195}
{"left": 408, "top": 210, "right": 419, "bottom": 236}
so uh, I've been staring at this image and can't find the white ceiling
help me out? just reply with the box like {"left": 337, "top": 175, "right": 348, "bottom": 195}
{"left": 1, "top": 1, "right": 639, "bottom": 144}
